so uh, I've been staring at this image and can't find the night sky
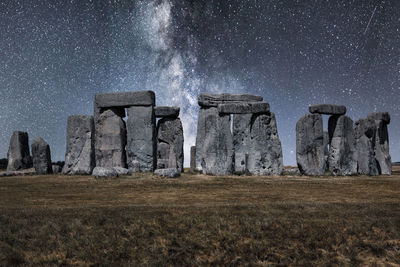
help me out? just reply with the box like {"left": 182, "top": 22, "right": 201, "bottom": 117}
{"left": 0, "top": 0, "right": 399, "bottom": 166}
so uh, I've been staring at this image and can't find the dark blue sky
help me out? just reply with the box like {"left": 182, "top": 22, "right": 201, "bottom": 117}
{"left": 0, "top": 0, "right": 399, "bottom": 166}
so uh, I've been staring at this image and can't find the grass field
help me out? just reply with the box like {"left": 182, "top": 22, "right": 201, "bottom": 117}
{"left": 1, "top": 169, "right": 400, "bottom": 266}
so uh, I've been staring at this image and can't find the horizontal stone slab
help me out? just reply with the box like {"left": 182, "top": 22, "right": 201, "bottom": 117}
{"left": 154, "top": 106, "right": 180, "bottom": 118}
{"left": 218, "top": 102, "right": 270, "bottom": 114}
{"left": 309, "top": 104, "right": 346, "bottom": 115}
{"left": 367, "top": 112, "right": 390, "bottom": 124}
{"left": 95, "top": 90, "right": 155, "bottom": 108}
{"left": 198, "top": 93, "right": 263, "bottom": 107}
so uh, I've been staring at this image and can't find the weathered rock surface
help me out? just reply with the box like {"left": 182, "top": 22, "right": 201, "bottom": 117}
{"left": 328, "top": 115, "right": 357, "bottom": 175}
{"left": 309, "top": 104, "right": 346, "bottom": 115}
{"left": 247, "top": 113, "right": 283, "bottom": 175}
{"left": 284, "top": 168, "right": 300, "bottom": 176}
{"left": 198, "top": 93, "right": 263, "bottom": 107}
{"left": 0, "top": 168, "right": 36, "bottom": 177}
{"left": 52, "top": 165, "right": 61, "bottom": 174}
{"left": 190, "top": 146, "right": 196, "bottom": 171}
{"left": 92, "top": 167, "right": 118, "bottom": 178}
{"left": 113, "top": 167, "right": 130, "bottom": 175}
{"left": 95, "top": 90, "right": 155, "bottom": 108}
{"left": 31, "top": 137, "right": 52, "bottom": 174}
{"left": 195, "top": 108, "right": 207, "bottom": 171}
{"left": 323, "top": 131, "right": 329, "bottom": 170}
{"left": 233, "top": 113, "right": 252, "bottom": 174}
{"left": 156, "top": 118, "right": 184, "bottom": 172}
{"left": 95, "top": 108, "right": 127, "bottom": 168}
{"left": 368, "top": 113, "right": 391, "bottom": 175}
{"left": 201, "top": 107, "right": 234, "bottom": 175}
{"left": 154, "top": 168, "right": 180, "bottom": 178}
{"left": 354, "top": 118, "right": 379, "bottom": 175}
{"left": 63, "top": 115, "right": 95, "bottom": 175}
{"left": 7, "top": 131, "right": 32, "bottom": 171}
{"left": 126, "top": 106, "right": 156, "bottom": 172}
{"left": 154, "top": 106, "right": 180, "bottom": 118}
{"left": 218, "top": 102, "right": 270, "bottom": 114}
{"left": 296, "top": 114, "right": 326, "bottom": 176}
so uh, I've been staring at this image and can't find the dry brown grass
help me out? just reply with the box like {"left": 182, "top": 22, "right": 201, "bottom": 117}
{"left": 1, "top": 171, "right": 400, "bottom": 266}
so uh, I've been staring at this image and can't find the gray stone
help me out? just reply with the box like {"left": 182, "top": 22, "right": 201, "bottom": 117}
{"left": 126, "top": 106, "right": 156, "bottom": 172}
{"left": 296, "top": 114, "right": 326, "bottom": 176}
{"left": 52, "top": 165, "right": 61, "bottom": 174}
{"left": 367, "top": 112, "right": 390, "bottom": 124}
{"left": 218, "top": 102, "right": 270, "bottom": 114}
{"left": 354, "top": 118, "right": 379, "bottom": 175}
{"left": 0, "top": 168, "right": 36, "bottom": 177}
{"left": 233, "top": 113, "right": 252, "bottom": 174}
{"left": 113, "top": 167, "right": 130, "bottom": 175}
{"left": 247, "top": 113, "right": 283, "bottom": 175}
{"left": 95, "top": 90, "right": 155, "bottom": 108}
{"left": 154, "top": 106, "right": 180, "bottom": 118}
{"left": 92, "top": 167, "right": 118, "bottom": 178}
{"left": 156, "top": 118, "right": 184, "bottom": 172}
{"left": 198, "top": 93, "right": 263, "bottom": 107}
{"left": 190, "top": 146, "right": 196, "bottom": 171}
{"left": 284, "top": 168, "right": 300, "bottom": 176}
{"left": 63, "top": 115, "right": 95, "bottom": 175}
{"left": 154, "top": 168, "right": 181, "bottom": 178}
{"left": 369, "top": 115, "right": 391, "bottom": 175}
{"left": 195, "top": 108, "right": 207, "bottom": 171}
{"left": 323, "top": 131, "right": 329, "bottom": 170}
{"left": 309, "top": 104, "right": 346, "bottom": 115}
{"left": 95, "top": 108, "right": 127, "bottom": 168}
{"left": 201, "top": 107, "right": 234, "bottom": 175}
{"left": 328, "top": 115, "right": 357, "bottom": 176}
{"left": 31, "top": 137, "right": 52, "bottom": 174}
{"left": 7, "top": 131, "right": 32, "bottom": 171}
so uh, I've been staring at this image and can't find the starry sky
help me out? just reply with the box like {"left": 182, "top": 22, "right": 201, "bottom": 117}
{"left": 0, "top": 0, "right": 399, "bottom": 166}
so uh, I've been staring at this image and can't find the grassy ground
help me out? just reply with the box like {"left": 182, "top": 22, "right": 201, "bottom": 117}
{"left": 1, "top": 170, "right": 400, "bottom": 266}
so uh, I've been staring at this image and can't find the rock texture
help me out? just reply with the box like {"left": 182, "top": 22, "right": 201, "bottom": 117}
{"left": 92, "top": 167, "right": 118, "bottom": 178}
{"left": 368, "top": 112, "right": 391, "bottom": 175}
{"left": 95, "top": 108, "right": 127, "bottom": 168}
{"left": 95, "top": 90, "right": 155, "bottom": 109}
{"left": 233, "top": 113, "right": 252, "bottom": 174}
{"left": 156, "top": 118, "right": 184, "bottom": 172}
{"left": 309, "top": 104, "right": 346, "bottom": 115}
{"left": 113, "top": 167, "right": 130, "bottom": 175}
{"left": 7, "top": 131, "right": 32, "bottom": 171}
{"left": 154, "top": 168, "right": 180, "bottom": 178}
{"left": 31, "top": 137, "right": 52, "bottom": 174}
{"left": 190, "top": 146, "right": 196, "bottom": 171}
{"left": 126, "top": 106, "right": 156, "bottom": 172}
{"left": 201, "top": 107, "right": 234, "bottom": 175}
{"left": 154, "top": 106, "right": 180, "bottom": 118}
{"left": 52, "top": 165, "right": 61, "bottom": 174}
{"left": 296, "top": 114, "right": 326, "bottom": 176}
{"left": 328, "top": 115, "right": 357, "bottom": 175}
{"left": 218, "top": 102, "right": 270, "bottom": 114}
{"left": 354, "top": 118, "right": 379, "bottom": 175}
{"left": 198, "top": 93, "right": 263, "bottom": 107}
{"left": 63, "top": 115, "right": 95, "bottom": 175}
{"left": 195, "top": 108, "right": 207, "bottom": 171}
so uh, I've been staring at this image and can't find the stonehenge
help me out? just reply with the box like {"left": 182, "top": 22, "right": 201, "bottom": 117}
{"left": 296, "top": 104, "right": 392, "bottom": 176}
{"left": 31, "top": 137, "right": 52, "bottom": 174}
{"left": 195, "top": 93, "right": 283, "bottom": 175}
{"left": 7, "top": 131, "right": 32, "bottom": 171}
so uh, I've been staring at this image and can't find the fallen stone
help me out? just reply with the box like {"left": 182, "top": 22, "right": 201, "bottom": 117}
{"left": 63, "top": 115, "right": 95, "bottom": 175}
{"left": 190, "top": 146, "right": 196, "bottom": 171}
{"left": 367, "top": 112, "right": 390, "bottom": 124}
{"left": 0, "top": 168, "right": 36, "bottom": 177}
{"left": 52, "top": 165, "right": 61, "bottom": 174}
{"left": 156, "top": 118, "right": 184, "bottom": 172}
{"left": 95, "top": 90, "right": 155, "bottom": 108}
{"left": 7, "top": 131, "right": 32, "bottom": 171}
{"left": 309, "top": 104, "right": 346, "bottom": 115}
{"left": 31, "top": 137, "right": 52, "bottom": 174}
{"left": 198, "top": 93, "right": 263, "bottom": 107}
{"left": 201, "top": 107, "right": 234, "bottom": 175}
{"left": 218, "top": 102, "right": 270, "bottom": 114}
{"left": 95, "top": 108, "right": 127, "bottom": 168}
{"left": 154, "top": 106, "right": 180, "bottom": 118}
{"left": 328, "top": 115, "right": 357, "bottom": 176}
{"left": 154, "top": 168, "right": 180, "bottom": 178}
{"left": 296, "top": 114, "right": 326, "bottom": 176}
{"left": 284, "top": 168, "right": 300, "bottom": 176}
{"left": 113, "top": 167, "right": 130, "bottom": 175}
{"left": 126, "top": 106, "right": 156, "bottom": 172}
{"left": 92, "top": 167, "right": 118, "bottom": 178}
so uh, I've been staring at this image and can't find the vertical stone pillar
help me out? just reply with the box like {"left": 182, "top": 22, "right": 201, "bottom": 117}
{"left": 195, "top": 108, "right": 207, "bottom": 171}
{"left": 354, "top": 118, "right": 379, "bottom": 175}
{"left": 368, "top": 112, "right": 391, "bottom": 175}
{"left": 233, "top": 114, "right": 252, "bottom": 174}
{"left": 190, "top": 146, "right": 196, "bottom": 172}
{"left": 31, "top": 137, "right": 52, "bottom": 174}
{"left": 7, "top": 131, "right": 32, "bottom": 171}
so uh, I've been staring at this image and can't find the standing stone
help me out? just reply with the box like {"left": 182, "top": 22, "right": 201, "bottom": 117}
{"left": 95, "top": 108, "right": 127, "bottom": 168}
{"left": 126, "top": 106, "right": 156, "bottom": 172}
{"left": 233, "top": 113, "right": 252, "bottom": 174}
{"left": 201, "top": 107, "right": 233, "bottom": 175}
{"left": 296, "top": 114, "right": 326, "bottom": 176}
{"left": 248, "top": 113, "right": 283, "bottom": 175}
{"left": 354, "top": 118, "right": 379, "bottom": 176}
{"left": 368, "top": 112, "right": 391, "bottom": 175}
{"left": 328, "top": 115, "right": 357, "bottom": 176}
{"left": 31, "top": 137, "right": 52, "bottom": 174}
{"left": 190, "top": 146, "right": 196, "bottom": 171}
{"left": 7, "top": 131, "right": 32, "bottom": 171}
{"left": 323, "top": 131, "right": 329, "bottom": 171}
{"left": 156, "top": 118, "right": 184, "bottom": 172}
{"left": 195, "top": 108, "right": 207, "bottom": 171}
{"left": 63, "top": 115, "right": 95, "bottom": 175}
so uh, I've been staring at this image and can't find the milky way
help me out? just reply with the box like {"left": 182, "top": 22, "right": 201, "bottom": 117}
{"left": 0, "top": 0, "right": 399, "bottom": 166}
